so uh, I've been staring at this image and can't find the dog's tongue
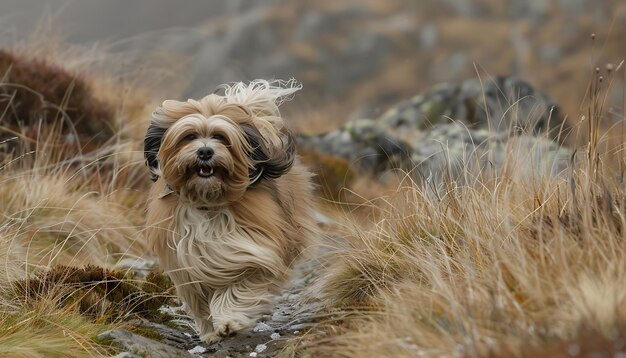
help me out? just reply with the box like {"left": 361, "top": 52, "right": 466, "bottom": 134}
{"left": 199, "top": 165, "right": 214, "bottom": 177}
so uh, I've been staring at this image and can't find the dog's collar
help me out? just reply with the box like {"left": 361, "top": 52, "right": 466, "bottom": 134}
{"left": 158, "top": 184, "right": 210, "bottom": 211}
{"left": 158, "top": 183, "right": 176, "bottom": 199}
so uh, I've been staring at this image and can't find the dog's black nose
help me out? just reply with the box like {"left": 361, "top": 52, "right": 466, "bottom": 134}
{"left": 197, "top": 147, "right": 214, "bottom": 161}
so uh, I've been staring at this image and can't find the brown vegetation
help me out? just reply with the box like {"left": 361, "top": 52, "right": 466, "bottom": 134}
{"left": 0, "top": 50, "right": 114, "bottom": 154}
{"left": 14, "top": 265, "right": 173, "bottom": 320}
{"left": 284, "top": 63, "right": 626, "bottom": 358}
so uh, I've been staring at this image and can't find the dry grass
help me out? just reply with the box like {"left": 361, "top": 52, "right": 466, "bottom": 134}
{"left": 283, "top": 63, "right": 626, "bottom": 358}
{"left": 0, "top": 52, "right": 152, "bottom": 269}
{"left": 0, "top": 40, "right": 165, "bottom": 356}
{"left": 0, "top": 302, "right": 114, "bottom": 358}
{"left": 306, "top": 167, "right": 624, "bottom": 356}
{"left": 1, "top": 170, "right": 144, "bottom": 268}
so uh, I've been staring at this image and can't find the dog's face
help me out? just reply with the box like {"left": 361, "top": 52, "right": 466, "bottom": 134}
{"left": 145, "top": 98, "right": 296, "bottom": 208}
{"left": 159, "top": 112, "right": 251, "bottom": 206}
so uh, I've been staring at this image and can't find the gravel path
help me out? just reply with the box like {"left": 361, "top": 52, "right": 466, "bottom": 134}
{"left": 107, "top": 254, "right": 325, "bottom": 358}
{"left": 193, "top": 257, "right": 323, "bottom": 357}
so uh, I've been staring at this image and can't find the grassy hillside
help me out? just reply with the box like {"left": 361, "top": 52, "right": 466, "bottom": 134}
{"left": 287, "top": 62, "right": 626, "bottom": 357}
{"left": 0, "top": 42, "right": 176, "bottom": 356}
{"left": 0, "top": 32, "right": 624, "bottom": 357}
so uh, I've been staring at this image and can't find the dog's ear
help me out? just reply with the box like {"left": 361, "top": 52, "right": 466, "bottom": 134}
{"left": 243, "top": 124, "right": 295, "bottom": 184}
{"left": 144, "top": 122, "right": 167, "bottom": 181}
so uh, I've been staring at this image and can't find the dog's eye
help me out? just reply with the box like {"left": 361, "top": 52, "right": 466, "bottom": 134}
{"left": 212, "top": 134, "right": 227, "bottom": 143}
{"left": 184, "top": 134, "right": 197, "bottom": 141}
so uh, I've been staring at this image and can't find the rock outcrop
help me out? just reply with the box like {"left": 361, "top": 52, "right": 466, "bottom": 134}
{"left": 299, "top": 76, "right": 571, "bottom": 185}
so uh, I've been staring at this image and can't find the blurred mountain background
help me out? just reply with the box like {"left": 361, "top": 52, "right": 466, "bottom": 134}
{"left": 2, "top": 0, "right": 624, "bottom": 132}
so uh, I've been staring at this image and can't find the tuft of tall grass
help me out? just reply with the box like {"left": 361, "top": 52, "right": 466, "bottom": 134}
{"left": 0, "top": 38, "right": 171, "bottom": 357}
{"left": 290, "top": 61, "right": 626, "bottom": 357}
{"left": 0, "top": 300, "right": 114, "bottom": 357}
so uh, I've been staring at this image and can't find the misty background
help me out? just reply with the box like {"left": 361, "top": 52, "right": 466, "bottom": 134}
{"left": 1, "top": 0, "right": 624, "bottom": 126}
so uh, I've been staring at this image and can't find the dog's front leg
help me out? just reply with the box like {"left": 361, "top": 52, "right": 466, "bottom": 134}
{"left": 208, "top": 277, "right": 277, "bottom": 339}
{"left": 172, "top": 280, "right": 215, "bottom": 343}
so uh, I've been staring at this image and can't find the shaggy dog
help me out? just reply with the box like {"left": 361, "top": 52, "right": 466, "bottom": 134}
{"left": 143, "top": 80, "right": 316, "bottom": 343}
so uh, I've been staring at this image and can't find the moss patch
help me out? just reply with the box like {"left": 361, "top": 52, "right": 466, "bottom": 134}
{"left": 13, "top": 265, "right": 174, "bottom": 321}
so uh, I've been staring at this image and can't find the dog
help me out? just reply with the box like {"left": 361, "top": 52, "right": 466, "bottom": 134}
{"left": 143, "top": 80, "right": 316, "bottom": 343}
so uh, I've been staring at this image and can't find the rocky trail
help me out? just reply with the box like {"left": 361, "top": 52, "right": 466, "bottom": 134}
{"left": 102, "top": 252, "right": 327, "bottom": 358}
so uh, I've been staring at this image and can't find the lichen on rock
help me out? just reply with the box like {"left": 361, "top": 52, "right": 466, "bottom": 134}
{"left": 299, "top": 76, "right": 571, "bottom": 186}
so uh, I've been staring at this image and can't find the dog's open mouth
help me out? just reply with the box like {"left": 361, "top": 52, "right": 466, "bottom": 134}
{"left": 197, "top": 164, "right": 214, "bottom": 178}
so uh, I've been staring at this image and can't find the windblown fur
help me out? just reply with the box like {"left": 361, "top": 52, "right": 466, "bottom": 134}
{"left": 144, "top": 80, "right": 316, "bottom": 342}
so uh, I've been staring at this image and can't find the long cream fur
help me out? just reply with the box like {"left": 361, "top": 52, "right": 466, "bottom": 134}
{"left": 145, "top": 80, "right": 316, "bottom": 343}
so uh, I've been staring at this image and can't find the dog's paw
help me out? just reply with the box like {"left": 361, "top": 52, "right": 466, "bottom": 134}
{"left": 213, "top": 320, "right": 247, "bottom": 338}
{"left": 199, "top": 331, "right": 224, "bottom": 345}
{"left": 198, "top": 322, "right": 239, "bottom": 345}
